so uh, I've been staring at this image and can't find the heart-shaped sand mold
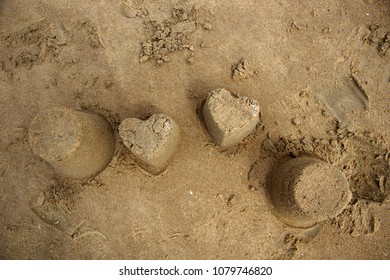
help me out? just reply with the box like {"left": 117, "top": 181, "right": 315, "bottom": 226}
{"left": 119, "top": 114, "right": 180, "bottom": 175}
{"left": 202, "top": 88, "right": 260, "bottom": 149}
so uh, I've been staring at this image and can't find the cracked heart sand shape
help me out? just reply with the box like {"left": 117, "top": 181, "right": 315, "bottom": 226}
{"left": 202, "top": 88, "right": 260, "bottom": 149}
{"left": 119, "top": 114, "right": 180, "bottom": 175}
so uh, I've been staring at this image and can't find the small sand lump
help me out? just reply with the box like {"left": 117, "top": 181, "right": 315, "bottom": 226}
{"left": 202, "top": 88, "right": 260, "bottom": 149}
{"left": 119, "top": 114, "right": 180, "bottom": 175}
{"left": 232, "top": 59, "right": 255, "bottom": 81}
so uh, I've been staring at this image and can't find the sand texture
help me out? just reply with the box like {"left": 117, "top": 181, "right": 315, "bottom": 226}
{"left": 0, "top": 0, "right": 389, "bottom": 260}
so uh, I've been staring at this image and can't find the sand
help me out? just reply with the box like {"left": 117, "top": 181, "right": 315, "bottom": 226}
{"left": 202, "top": 88, "right": 260, "bottom": 149}
{"left": 268, "top": 156, "right": 352, "bottom": 228}
{"left": 0, "top": 0, "right": 389, "bottom": 260}
{"left": 29, "top": 107, "right": 115, "bottom": 180}
{"left": 119, "top": 113, "right": 180, "bottom": 175}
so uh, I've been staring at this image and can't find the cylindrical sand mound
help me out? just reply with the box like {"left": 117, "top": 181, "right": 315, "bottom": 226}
{"left": 268, "top": 156, "right": 352, "bottom": 228}
{"left": 28, "top": 107, "right": 115, "bottom": 180}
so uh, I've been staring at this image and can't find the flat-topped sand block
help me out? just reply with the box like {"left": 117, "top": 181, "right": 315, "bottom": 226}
{"left": 119, "top": 113, "right": 180, "bottom": 175}
{"left": 202, "top": 88, "right": 260, "bottom": 149}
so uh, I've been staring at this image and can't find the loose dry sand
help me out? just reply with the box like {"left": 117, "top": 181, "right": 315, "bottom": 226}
{"left": 0, "top": 0, "right": 389, "bottom": 260}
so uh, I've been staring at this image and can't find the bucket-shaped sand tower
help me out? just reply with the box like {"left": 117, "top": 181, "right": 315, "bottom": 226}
{"left": 28, "top": 107, "right": 115, "bottom": 180}
{"left": 267, "top": 156, "right": 352, "bottom": 228}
